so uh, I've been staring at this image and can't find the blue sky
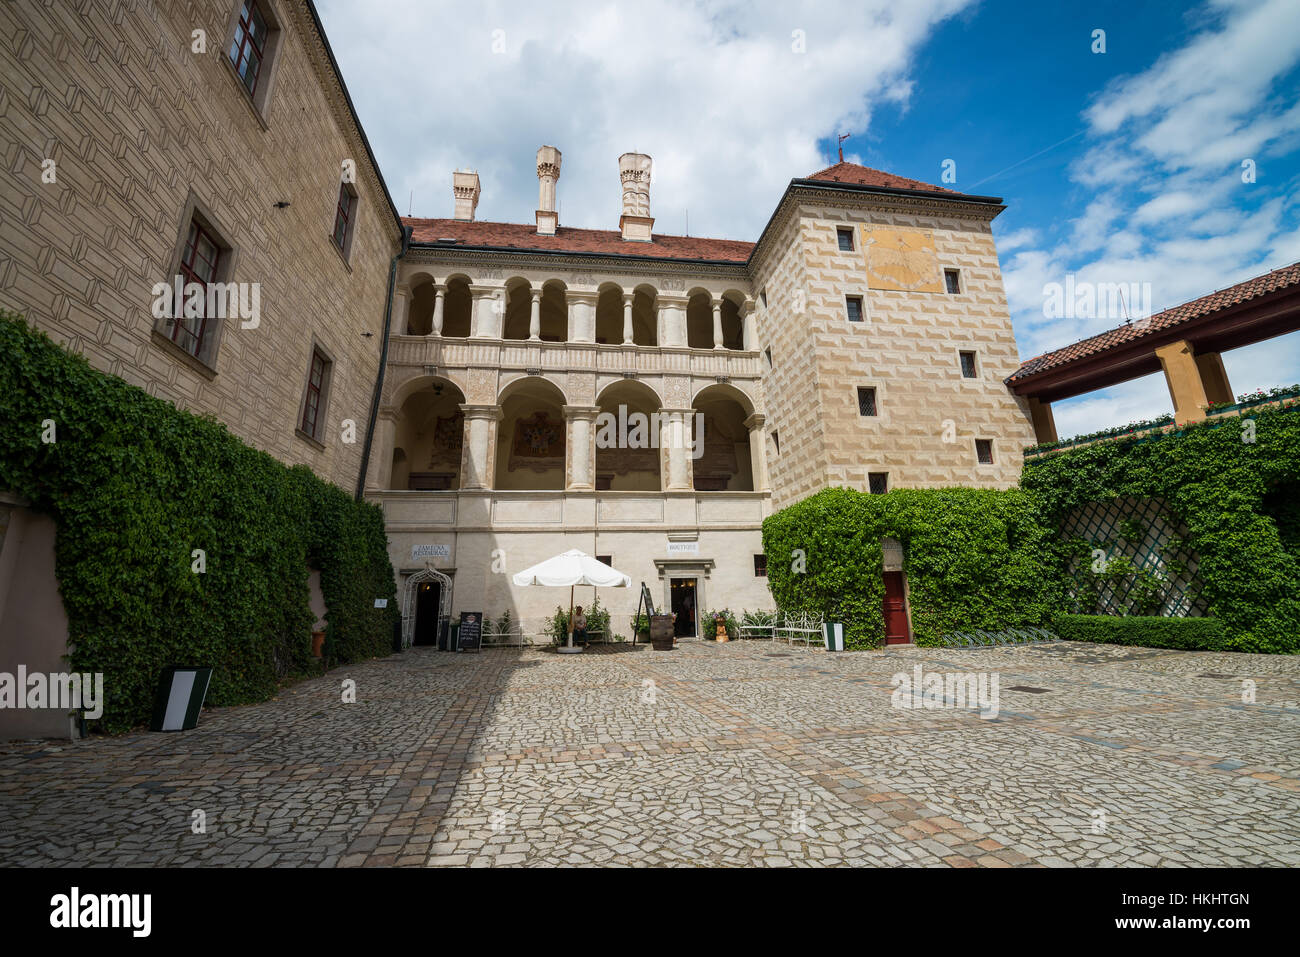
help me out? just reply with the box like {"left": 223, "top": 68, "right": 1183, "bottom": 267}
{"left": 318, "top": 0, "right": 1300, "bottom": 438}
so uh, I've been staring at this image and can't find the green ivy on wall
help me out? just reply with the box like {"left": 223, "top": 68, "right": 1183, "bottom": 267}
{"left": 0, "top": 311, "right": 398, "bottom": 731}
{"left": 1021, "top": 402, "right": 1300, "bottom": 653}
{"left": 762, "top": 487, "right": 1064, "bottom": 649}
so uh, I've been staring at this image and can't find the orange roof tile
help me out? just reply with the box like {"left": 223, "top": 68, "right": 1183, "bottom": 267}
{"left": 803, "top": 161, "right": 958, "bottom": 195}
{"left": 1008, "top": 261, "right": 1300, "bottom": 382}
{"left": 404, "top": 218, "right": 754, "bottom": 263}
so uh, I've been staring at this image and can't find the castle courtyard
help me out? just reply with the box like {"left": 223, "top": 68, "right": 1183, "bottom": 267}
{"left": 2, "top": 640, "right": 1297, "bottom": 868}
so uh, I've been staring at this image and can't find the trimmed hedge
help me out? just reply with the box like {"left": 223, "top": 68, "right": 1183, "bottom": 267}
{"left": 1021, "top": 401, "right": 1300, "bottom": 653}
{"left": 1054, "top": 613, "right": 1229, "bottom": 651}
{"left": 762, "top": 486, "right": 1064, "bottom": 649}
{"left": 0, "top": 311, "right": 398, "bottom": 732}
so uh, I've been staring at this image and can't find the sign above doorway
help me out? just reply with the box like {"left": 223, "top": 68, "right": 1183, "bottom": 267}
{"left": 411, "top": 543, "right": 451, "bottom": 560}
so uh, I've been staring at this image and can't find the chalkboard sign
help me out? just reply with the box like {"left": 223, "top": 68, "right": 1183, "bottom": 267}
{"left": 457, "top": 611, "right": 483, "bottom": 652}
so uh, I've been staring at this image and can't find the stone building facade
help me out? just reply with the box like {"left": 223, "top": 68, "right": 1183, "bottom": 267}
{"left": 0, "top": 0, "right": 402, "bottom": 737}
{"left": 366, "top": 152, "right": 1037, "bottom": 645}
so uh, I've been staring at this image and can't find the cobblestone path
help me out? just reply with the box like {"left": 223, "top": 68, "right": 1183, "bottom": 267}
{"left": 1, "top": 640, "right": 1297, "bottom": 866}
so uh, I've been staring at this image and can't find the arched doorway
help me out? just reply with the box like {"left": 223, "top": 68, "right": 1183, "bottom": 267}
{"left": 403, "top": 566, "right": 453, "bottom": 648}
{"left": 691, "top": 384, "right": 755, "bottom": 490}
{"left": 393, "top": 377, "right": 466, "bottom": 490}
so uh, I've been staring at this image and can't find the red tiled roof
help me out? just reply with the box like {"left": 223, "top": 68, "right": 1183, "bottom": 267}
{"left": 1008, "top": 261, "right": 1300, "bottom": 382}
{"left": 804, "top": 161, "right": 958, "bottom": 195}
{"left": 404, "top": 217, "right": 755, "bottom": 263}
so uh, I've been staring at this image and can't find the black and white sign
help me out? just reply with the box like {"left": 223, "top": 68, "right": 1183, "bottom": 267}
{"left": 456, "top": 612, "right": 483, "bottom": 652}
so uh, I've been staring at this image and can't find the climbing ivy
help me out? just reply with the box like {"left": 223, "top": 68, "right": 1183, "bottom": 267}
{"left": 0, "top": 311, "right": 398, "bottom": 732}
{"left": 762, "top": 487, "right": 1064, "bottom": 649}
{"left": 1021, "top": 401, "right": 1300, "bottom": 653}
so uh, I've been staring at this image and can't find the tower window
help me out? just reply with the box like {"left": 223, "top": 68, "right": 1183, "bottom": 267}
{"left": 944, "top": 269, "right": 962, "bottom": 294}
{"left": 960, "top": 351, "right": 977, "bottom": 378}
{"left": 856, "top": 387, "right": 877, "bottom": 417}
{"left": 976, "top": 439, "right": 994, "bottom": 465}
{"left": 868, "top": 473, "right": 889, "bottom": 495}
{"left": 845, "top": 295, "right": 864, "bottom": 323}
{"left": 753, "top": 554, "right": 767, "bottom": 577}
{"left": 836, "top": 227, "right": 855, "bottom": 252}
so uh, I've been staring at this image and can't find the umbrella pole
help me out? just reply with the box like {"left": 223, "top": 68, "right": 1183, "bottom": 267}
{"left": 568, "top": 584, "right": 575, "bottom": 650}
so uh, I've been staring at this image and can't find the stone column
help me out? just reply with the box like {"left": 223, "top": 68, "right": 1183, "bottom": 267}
{"left": 1026, "top": 397, "right": 1058, "bottom": 445}
{"left": 658, "top": 296, "right": 687, "bottom": 348}
{"left": 660, "top": 408, "right": 696, "bottom": 491}
{"left": 529, "top": 289, "right": 542, "bottom": 341}
{"left": 366, "top": 410, "right": 399, "bottom": 492}
{"left": 711, "top": 299, "right": 724, "bottom": 349}
{"left": 1155, "top": 339, "right": 1211, "bottom": 425}
{"left": 568, "top": 291, "right": 597, "bottom": 343}
{"left": 563, "top": 405, "right": 599, "bottom": 490}
{"left": 391, "top": 283, "right": 411, "bottom": 337}
{"left": 1195, "top": 352, "right": 1233, "bottom": 406}
{"left": 744, "top": 412, "right": 768, "bottom": 491}
{"left": 622, "top": 293, "right": 635, "bottom": 345}
{"left": 431, "top": 284, "right": 445, "bottom": 335}
{"left": 470, "top": 285, "right": 503, "bottom": 339}
{"left": 741, "top": 300, "right": 757, "bottom": 352}
{"left": 459, "top": 404, "right": 503, "bottom": 489}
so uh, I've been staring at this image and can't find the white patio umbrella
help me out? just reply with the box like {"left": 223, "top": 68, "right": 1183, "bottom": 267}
{"left": 512, "top": 549, "right": 632, "bottom": 654}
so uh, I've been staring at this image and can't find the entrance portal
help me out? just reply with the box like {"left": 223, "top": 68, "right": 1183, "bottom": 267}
{"left": 413, "top": 580, "right": 442, "bottom": 646}
{"left": 883, "top": 571, "right": 910, "bottom": 644}
{"left": 670, "top": 578, "right": 697, "bottom": 637}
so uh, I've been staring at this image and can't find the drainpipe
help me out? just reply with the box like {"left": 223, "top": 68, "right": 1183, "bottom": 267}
{"left": 356, "top": 224, "right": 412, "bottom": 500}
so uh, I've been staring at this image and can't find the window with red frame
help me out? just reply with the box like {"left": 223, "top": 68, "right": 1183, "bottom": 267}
{"left": 300, "top": 349, "right": 330, "bottom": 439}
{"left": 171, "top": 219, "right": 221, "bottom": 357}
{"left": 229, "top": 0, "right": 269, "bottom": 96}
{"left": 333, "top": 183, "right": 356, "bottom": 252}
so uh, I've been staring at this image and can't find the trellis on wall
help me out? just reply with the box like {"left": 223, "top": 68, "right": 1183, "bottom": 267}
{"left": 1061, "top": 496, "right": 1208, "bottom": 617}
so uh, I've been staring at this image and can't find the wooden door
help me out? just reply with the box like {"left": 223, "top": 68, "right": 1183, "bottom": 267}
{"left": 882, "top": 571, "right": 910, "bottom": 644}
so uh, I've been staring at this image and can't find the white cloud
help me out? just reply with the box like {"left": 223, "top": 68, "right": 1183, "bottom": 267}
{"left": 1002, "top": 0, "right": 1300, "bottom": 436}
{"left": 316, "top": 0, "right": 973, "bottom": 239}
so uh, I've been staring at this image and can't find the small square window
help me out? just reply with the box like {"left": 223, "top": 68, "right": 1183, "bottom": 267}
{"left": 299, "top": 348, "right": 332, "bottom": 441}
{"left": 960, "top": 351, "right": 977, "bottom": 378}
{"left": 976, "top": 439, "right": 994, "bottom": 465}
{"left": 845, "top": 295, "right": 864, "bottom": 323}
{"left": 944, "top": 269, "right": 961, "bottom": 294}
{"left": 753, "top": 554, "right": 768, "bottom": 577}
{"left": 868, "top": 473, "right": 889, "bottom": 495}
{"left": 760, "top": 288, "right": 768, "bottom": 308}
{"left": 856, "top": 387, "right": 877, "bottom": 417}
{"left": 764, "top": 346, "right": 773, "bottom": 368}
{"left": 836, "top": 227, "right": 855, "bottom": 252}
{"left": 596, "top": 554, "right": 612, "bottom": 566}
{"left": 595, "top": 476, "right": 613, "bottom": 491}
{"left": 771, "top": 430, "right": 780, "bottom": 455}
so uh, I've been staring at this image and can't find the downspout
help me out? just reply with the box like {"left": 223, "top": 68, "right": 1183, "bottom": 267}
{"left": 356, "top": 224, "right": 412, "bottom": 501}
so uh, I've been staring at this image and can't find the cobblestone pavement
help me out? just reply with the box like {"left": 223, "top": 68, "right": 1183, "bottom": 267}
{"left": 1, "top": 640, "right": 1298, "bottom": 867}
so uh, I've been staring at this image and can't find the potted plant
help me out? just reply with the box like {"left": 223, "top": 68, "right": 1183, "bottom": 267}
{"left": 633, "top": 612, "right": 650, "bottom": 644}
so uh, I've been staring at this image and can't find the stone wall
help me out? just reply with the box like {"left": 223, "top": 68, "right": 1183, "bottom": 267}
{"left": 0, "top": 0, "right": 401, "bottom": 490}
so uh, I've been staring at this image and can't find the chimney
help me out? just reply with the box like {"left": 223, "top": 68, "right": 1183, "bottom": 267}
{"left": 618, "top": 152, "right": 653, "bottom": 242}
{"left": 452, "top": 169, "right": 480, "bottom": 221}
{"left": 535, "top": 146, "right": 561, "bottom": 235}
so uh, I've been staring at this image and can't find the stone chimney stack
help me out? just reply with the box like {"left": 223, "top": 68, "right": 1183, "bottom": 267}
{"left": 452, "top": 170, "right": 480, "bottom": 221}
{"left": 535, "top": 146, "right": 562, "bottom": 236}
{"left": 618, "top": 152, "right": 653, "bottom": 242}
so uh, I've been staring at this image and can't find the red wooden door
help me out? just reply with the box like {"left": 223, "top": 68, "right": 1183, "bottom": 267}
{"left": 882, "top": 571, "right": 910, "bottom": 644}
